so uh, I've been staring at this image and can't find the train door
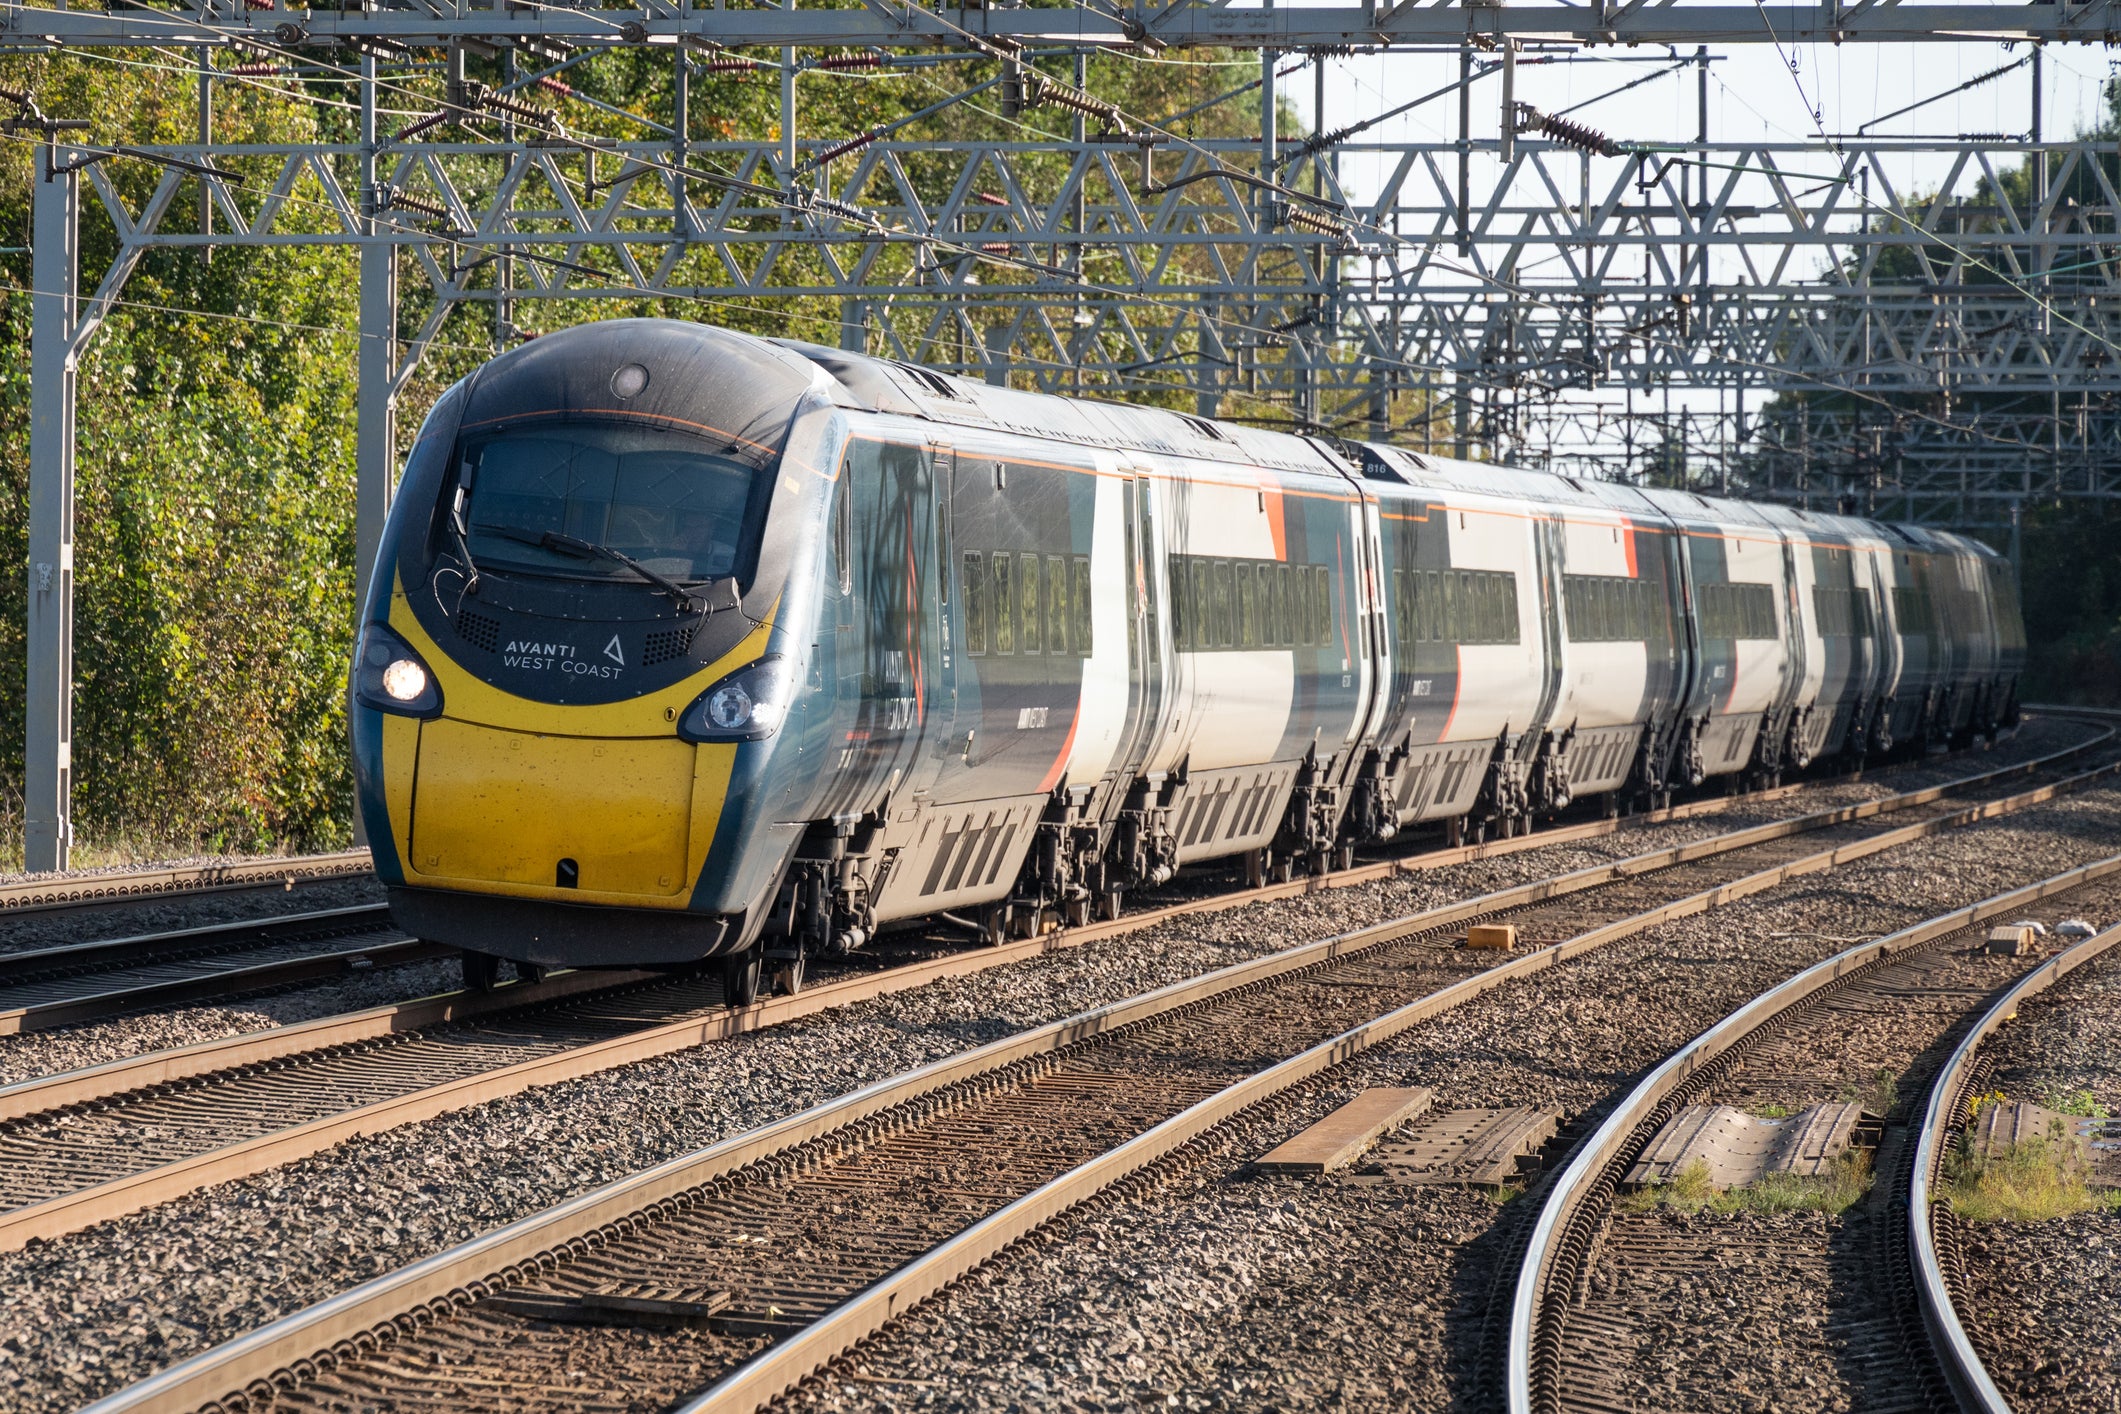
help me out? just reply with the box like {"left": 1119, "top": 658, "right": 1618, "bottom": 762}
{"left": 817, "top": 434, "right": 939, "bottom": 823}
{"left": 1116, "top": 467, "right": 1174, "bottom": 784}
{"left": 1352, "top": 495, "right": 1391, "bottom": 753}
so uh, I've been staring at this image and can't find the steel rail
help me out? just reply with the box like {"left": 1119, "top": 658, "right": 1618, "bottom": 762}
{"left": 4, "top": 730, "right": 2081, "bottom": 1126}
{"left": 0, "top": 850, "right": 372, "bottom": 915}
{"left": 79, "top": 754, "right": 2121, "bottom": 1414}
{"left": 3, "top": 745, "right": 2098, "bottom": 1259}
{"left": 4, "top": 740, "right": 2108, "bottom": 1261}
{"left": 1503, "top": 859, "right": 2121, "bottom": 1414}
{"left": 0, "top": 905, "right": 434, "bottom": 1036}
{"left": 1908, "top": 920, "right": 2121, "bottom": 1414}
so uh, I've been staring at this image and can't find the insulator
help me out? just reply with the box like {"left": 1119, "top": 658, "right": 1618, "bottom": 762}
{"left": 1040, "top": 85, "right": 1119, "bottom": 124}
{"left": 973, "top": 191, "right": 1008, "bottom": 208}
{"left": 695, "top": 57, "right": 762, "bottom": 75}
{"left": 980, "top": 242, "right": 1013, "bottom": 255}
{"left": 482, "top": 91, "right": 555, "bottom": 127}
{"left": 387, "top": 190, "right": 449, "bottom": 221}
{"left": 1282, "top": 205, "right": 1350, "bottom": 241}
{"left": 815, "top": 52, "right": 883, "bottom": 70}
{"left": 228, "top": 63, "right": 285, "bottom": 77}
{"left": 814, "top": 129, "right": 879, "bottom": 166}
{"left": 1516, "top": 104, "right": 1629, "bottom": 158}
{"left": 535, "top": 76, "right": 573, "bottom": 97}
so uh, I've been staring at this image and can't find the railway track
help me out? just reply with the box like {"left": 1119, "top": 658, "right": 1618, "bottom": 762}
{"left": 1908, "top": 908, "right": 2121, "bottom": 1414}
{"left": 0, "top": 717, "right": 2088, "bottom": 1048}
{"left": 0, "top": 905, "right": 439, "bottom": 1036}
{"left": 1502, "top": 866, "right": 2121, "bottom": 1414}
{"left": 0, "top": 728, "right": 2097, "bottom": 1262}
{"left": 73, "top": 748, "right": 2121, "bottom": 1414}
{"left": 0, "top": 738, "right": 2041, "bottom": 1050}
{"left": 0, "top": 852, "right": 372, "bottom": 919}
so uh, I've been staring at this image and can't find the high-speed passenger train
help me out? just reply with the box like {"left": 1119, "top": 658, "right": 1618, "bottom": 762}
{"left": 350, "top": 320, "right": 2025, "bottom": 1000}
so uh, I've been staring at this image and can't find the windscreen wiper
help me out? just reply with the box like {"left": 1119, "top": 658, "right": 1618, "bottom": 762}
{"left": 480, "top": 524, "right": 703, "bottom": 612}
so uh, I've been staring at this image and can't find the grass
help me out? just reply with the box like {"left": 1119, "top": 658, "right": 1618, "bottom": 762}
{"left": 1944, "top": 1130, "right": 2121, "bottom": 1223}
{"left": 1619, "top": 1149, "right": 1874, "bottom": 1217}
{"left": 1749, "top": 1102, "right": 1796, "bottom": 1119}
{"left": 2040, "top": 1085, "right": 2112, "bottom": 1120}
{"left": 1840, "top": 1067, "right": 1899, "bottom": 1118}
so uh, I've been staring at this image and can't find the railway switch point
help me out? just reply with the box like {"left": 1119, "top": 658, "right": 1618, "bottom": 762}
{"left": 1465, "top": 923, "right": 1519, "bottom": 952}
{"left": 1255, "top": 1088, "right": 1434, "bottom": 1173}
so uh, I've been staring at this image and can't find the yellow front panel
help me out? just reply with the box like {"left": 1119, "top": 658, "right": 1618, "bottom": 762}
{"left": 411, "top": 720, "right": 696, "bottom": 897}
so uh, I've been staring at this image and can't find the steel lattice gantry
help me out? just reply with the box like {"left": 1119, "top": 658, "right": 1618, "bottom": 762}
{"left": 12, "top": 0, "right": 2121, "bottom": 867}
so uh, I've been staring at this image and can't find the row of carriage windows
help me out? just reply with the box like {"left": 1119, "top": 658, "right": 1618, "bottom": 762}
{"left": 1391, "top": 568, "right": 1522, "bottom": 647}
{"left": 1813, "top": 585, "right": 1876, "bottom": 638}
{"left": 1698, "top": 581, "right": 1780, "bottom": 641}
{"left": 1168, "top": 555, "right": 1335, "bottom": 652}
{"left": 959, "top": 551, "right": 1094, "bottom": 658}
{"left": 1890, "top": 586, "right": 1937, "bottom": 637}
{"left": 947, "top": 554, "right": 1968, "bottom": 659}
{"left": 1561, "top": 574, "right": 1660, "bottom": 644}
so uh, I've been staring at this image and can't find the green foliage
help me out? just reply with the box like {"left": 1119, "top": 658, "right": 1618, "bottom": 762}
{"left": 2039, "top": 1085, "right": 2111, "bottom": 1120}
{"left": 1619, "top": 1149, "right": 1874, "bottom": 1217}
{"left": 0, "top": 44, "right": 1278, "bottom": 863}
{"left": 1945, "top": 1131, "right": 2121, "bottom": 1223}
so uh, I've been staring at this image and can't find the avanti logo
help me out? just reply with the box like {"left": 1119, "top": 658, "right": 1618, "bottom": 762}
{"left": 604, "top": 634, "right": 626, "bottom": 667}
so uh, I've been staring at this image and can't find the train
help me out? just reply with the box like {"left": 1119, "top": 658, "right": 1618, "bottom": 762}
{"left": 349, "top": 319, "right": 2026, "bottom": 1001}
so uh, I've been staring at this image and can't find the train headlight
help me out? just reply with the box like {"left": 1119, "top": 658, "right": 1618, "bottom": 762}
{"left": 678, "top": 657, "right": 793, "bottom": 742}
{"left": 352, "top": 623, "right": 443, "bottom": 718}
{"left": 381, "top": 659, "right": 429, "bottom": 703}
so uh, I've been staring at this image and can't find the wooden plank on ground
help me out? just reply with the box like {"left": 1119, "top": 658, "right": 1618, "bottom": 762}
{"left": 1256, "top": 1087, "right": 1434, "bottom": 1173}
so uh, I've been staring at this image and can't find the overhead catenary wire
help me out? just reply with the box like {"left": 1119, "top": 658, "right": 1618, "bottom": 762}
{"left": 6, "top": 23, "right": 2115, "bottom": 453}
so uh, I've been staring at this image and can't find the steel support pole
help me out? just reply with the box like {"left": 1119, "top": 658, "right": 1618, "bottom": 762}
{"left": 26, "top": 144, "right": 80, "bottom": 872}
{"left": 354, "top": 59, "right": 398, "bottom": 625}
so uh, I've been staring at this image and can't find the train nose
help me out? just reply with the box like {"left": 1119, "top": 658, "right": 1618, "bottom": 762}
{"left": 407, "top": 720, "right": 702, "bottom": 898}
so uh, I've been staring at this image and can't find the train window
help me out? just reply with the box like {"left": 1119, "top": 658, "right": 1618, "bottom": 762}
{"left": 1315, "top": 568, "right": 1333, "bottom": 647}
{"left": 961, "top": 553, "right": 988, "bottom": 656}
{"left": 1276, "top": 564, "right": 1293, "bottom": 646}
{"left": 1018, "top": 552, "right": 1043, "bottom": 654}
{"left": 1235, "top": 564, "right": 1256, "bottom": 649}
{"left": 1167, "top": 554, "right": 1189, "bottom": 649}
{"left": 1211, "top": 560, "right": 1235, "bottom": 648}
{"left": 1441, "top": 573, "right": 1460, "bottom": 642}
{"left": 1191, "top": 560, "right": 1212, "bottom": 649}
{"left": 990, "top": 554, "right": 1015, "bottom": 654}
{"left": 1071, "top": 556, "right": 1093, "bottom": 655}
{"left": 1046, "top": 554, "right": 1071, "bottom": 656}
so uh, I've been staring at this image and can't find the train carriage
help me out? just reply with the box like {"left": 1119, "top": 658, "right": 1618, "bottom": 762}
{"left": 350, "top": 319, "right": 2024, "bottom": 994}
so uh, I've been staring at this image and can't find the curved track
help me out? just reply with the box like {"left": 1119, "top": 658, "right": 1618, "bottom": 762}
{"left": 71, "top": 746, "right": 2121, "bottom": 1414}
{"left": 1908, "top": 916, "right": 2121, "bottom": 1414}
{"left": 1503, "top": 864, "right": 2121, "bottom": 1414}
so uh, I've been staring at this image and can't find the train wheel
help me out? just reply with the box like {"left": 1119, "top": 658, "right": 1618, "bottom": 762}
{"left": 720, "top": 949, "right": 761, "bottom": 1008}
{"left": 1064, "top": 895, "right": 1092, "bottom": 928}
{"left": 1271, "top": 856, "right": 1294, "bottom": 885}
{"left": 1101, "top": 889, "right": 1123, "bottom": 922}
{"left": 1244, "top": 849, "right": 1268, "bottom": 889}
{"left": 460, "top": 950, "right": 501, "bottom": 993}
{"left": 772, "top": 953, "right": 805, "bottom": 998}
{"left": 980, "top": 905, "right": 1010, "bottom": 947}
{"left": 513, "top": 959, "right": 550, "bottom": 986}
{"left": 1335, "top": 845, "right": 1356, "bottom": 872}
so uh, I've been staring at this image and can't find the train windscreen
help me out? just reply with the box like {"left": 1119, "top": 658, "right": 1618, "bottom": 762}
{"left": 458, "top": 423, "right": 767, "bottom": 585}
